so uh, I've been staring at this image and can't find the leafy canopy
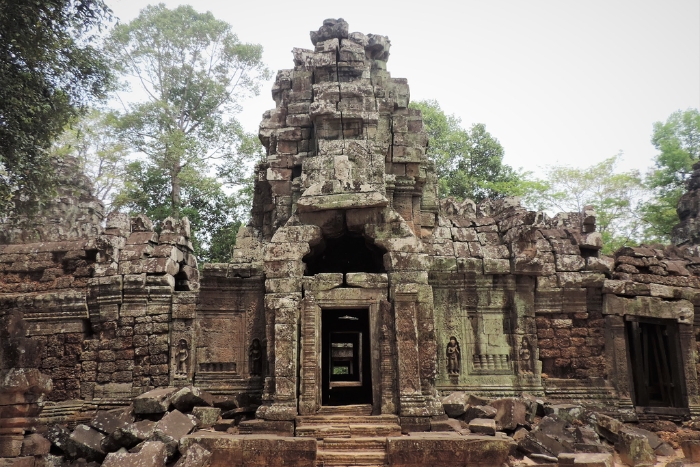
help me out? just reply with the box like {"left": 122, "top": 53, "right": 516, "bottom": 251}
{"left": 106, "top": 4, "right": 270, "bottom": 260}
{"left": 51, "top": 109, "right": 127, "bottom": 211}
{"left": 409, "top": 99, "right": 522, "bottom": 202}
{"left": 523, "top": 154, "right": 645, "bottom": 254}
{"left": 0, "top": 0, "right": 113, "bottom": 215}
{"left": 641, "top": 108, "right": 700, "bottom": 242}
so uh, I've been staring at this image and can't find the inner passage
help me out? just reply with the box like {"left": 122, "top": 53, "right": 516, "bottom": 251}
{"left": 322, "top": 308, "right": 372, "bottom": 406}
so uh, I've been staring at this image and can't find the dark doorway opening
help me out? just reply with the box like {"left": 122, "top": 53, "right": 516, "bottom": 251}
{"left": 626, "top": 318, "right": 687, "bottom": 408}
{"left": 304, "top": 234, "right": 385, "bottom": 276}
{"left": 322, "top": 308, "right": 372, "bottom": 406}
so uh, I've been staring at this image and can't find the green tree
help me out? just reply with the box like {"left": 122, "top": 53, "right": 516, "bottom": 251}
{"left": 409, "top": 99, "right": 522, "bottom": 202}
{"left": 641, "top": 109, "right": 700, "bottom": 242}
{"left": 52, "top": 110, "right": 127, "bottom": 210}
{"left": 113, "top": 160, "right": 248, "bottom": 263}
{"left": 0, "top": 0, "right": 113, "bottom": 216}
{"left": 106, "top": 3, "right": 269, "bottom": 216}
{"left": 105, "top": 4, "right": 269, "bottom": 260}
{"left": 523, "top": 154, "right": 646, "bottom": 254}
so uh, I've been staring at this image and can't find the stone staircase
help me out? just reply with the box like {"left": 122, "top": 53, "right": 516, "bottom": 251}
{"left": 296, "top": 406, "right": 401, "bottom": 466}
{"left": 317, "top": 437, "right": 388, "bottom": 466}
{"left": 296, "top": 414, "right": 402, "bottom": 439}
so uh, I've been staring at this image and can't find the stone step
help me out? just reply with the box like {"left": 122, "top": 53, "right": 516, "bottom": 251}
{"left": 317, "top": 404, "right": 372, "bottom": 416}
{"left": 296, "top": 423, "right": 401, "bottom": 439}
{"left": 296, "top": 414, "right": 399, "bottom": 426}
{"left": 317, "top": 449, "right": 387, "bottom": 466}
{"left": 321, "top": 437, "right": 388, "bottom": 451}
{"left": 297, "top": 424, "right": 352, "bottom": 439}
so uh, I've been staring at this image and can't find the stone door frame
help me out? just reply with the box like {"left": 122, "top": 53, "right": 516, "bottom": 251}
{"left": 603, "top": 294, "right": 700, "bottom": 416}
{"left": 298, "top": 286, "right": 387, "bottom": 415}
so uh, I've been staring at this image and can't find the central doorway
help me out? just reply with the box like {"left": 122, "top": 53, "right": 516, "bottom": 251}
{"left": 322, "top": 308, "right": 372, "bottom": 406}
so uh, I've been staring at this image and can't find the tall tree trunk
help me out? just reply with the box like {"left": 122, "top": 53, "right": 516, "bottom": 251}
{"left": 170, "top": 162, "right": 181, "bottom": 218}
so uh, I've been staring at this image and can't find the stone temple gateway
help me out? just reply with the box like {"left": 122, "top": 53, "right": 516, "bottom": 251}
{"left": 4, "top": 17, "right": 700, "bottom": 466}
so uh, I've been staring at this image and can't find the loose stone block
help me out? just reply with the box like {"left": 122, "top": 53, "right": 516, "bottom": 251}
{"left": 192, "top": 407, "right": 221, "bottom": 428}
{"left": 468, "top": 418, "right": 496, "bottom": 435}
{"left": 171, "top": 386, "right": 214, "bottom": 412}
{"left": 66, "top": 424, "right": 106, "bottom": 461}
{"left": 616, "top": 428, "right": 656, "bottom": 467}
{"left": 133, "top": 387, "right": 177, "bottom": 414}
{"left": 102, "top": 441, "right": 167, "bottom": 467}
{"left": 20, "top": 433, "right": 51, "bottom": 456}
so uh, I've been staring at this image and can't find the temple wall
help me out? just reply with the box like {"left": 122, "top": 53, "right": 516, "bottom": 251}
{"left": 193, "top": 262, "right": 265, "bottom": 398}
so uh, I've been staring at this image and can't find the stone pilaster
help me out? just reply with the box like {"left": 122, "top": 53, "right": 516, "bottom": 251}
{"left": 392, "top": 284, "right": 428, "bottom": 417}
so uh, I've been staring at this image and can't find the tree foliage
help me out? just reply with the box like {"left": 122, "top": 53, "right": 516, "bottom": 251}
{"left": 114, "top": 160, "right": 249, "bottom": 263}
{"left": 523, "top": 154, "right": 645, "bottom": 254}
{"left": 409, "top": 99, "right": 522, "bottom": 202}
{"left": 105, "top": 3, "right": 270, "bottom": 260}
{"left": 0, "top": 0, "right": 113, "bottom": 216}
{"left": 106, "top": 3, "right": 269, "bottom": 214}
{"left": 52, "top": 110, "right": 127, "bottom": 210}
{"left": 641, "top": 108, "right": 700, "bottom": 242}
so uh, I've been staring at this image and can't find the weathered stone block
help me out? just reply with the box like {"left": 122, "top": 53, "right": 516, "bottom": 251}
{"left": 192, "top": 407, "right": 221, "bottom": 428}
{"left": 463, "top": 405, "right": 497, "bottom": 422}
{"left": 558, "top": 452, "right": 613, "bottom": 467}
{"left": 66, "top": 424, "right": 105, "bottom": 461}
{"left": 151, "top": 409, "right": 197, "bottom": 457}
{"left": 616, "top": 428, "right": 655, "bottom": 466}
{"left": 171, "top": 386, "right": 214, "bottom": 412}
{"left": 491, "top": 398, "right": 528, "bottom": 430}
{"left": 20, "top": 433, "right": 50, "bottom": 456}
{"left": 387, "top": 434, "right": 512, "bottom": 467}
{"left": 175, "top": 443, "right": 212, "bottom": 467}
{"left": 133, "top": 387, "right": 177, "bottom": 414}
{"left": 483, "top": 258, "right": 510, "bottom": 275}
{"left": 468, "top": 418, "right": 496, "bottom": 435}
{"left": 441, "top": 392, "right": 469, "bottom": 418}
{"left": 104, "top": 420, "right": 156, "bottom": 451}
{"left": 681, "top": 439, "right": 700, "bottom": 462}
{"left": 90, "top": 406, "right": 134, "bottom": 434}
{"left": 555, "top": 254, "right": 586, "bottom": 272}
{"left": 102, "top": 441, "right": 167, "bottom": 467}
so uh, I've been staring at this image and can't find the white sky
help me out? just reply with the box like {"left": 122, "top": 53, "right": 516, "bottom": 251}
{"left": 107, "top": 0, "right": 700, "bottom": 177}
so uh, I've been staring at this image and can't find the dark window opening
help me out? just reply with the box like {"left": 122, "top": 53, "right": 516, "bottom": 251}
{"left": 626, "top": 318, "right": 686, "bottom": 408}
{"left": 291, "top": 165, "right": 302, "bottom": 180}
{"left": 174, "top": 268, "right": 189, "bottom": 291}
{"left": 579, "top": 247, "right": 598, "bottom": 260}
{"left": 304, "top": 234, "right": 385, "bottom": 276}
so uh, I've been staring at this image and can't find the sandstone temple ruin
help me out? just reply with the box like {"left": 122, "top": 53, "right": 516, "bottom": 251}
{"left": 3, "top": 18, "right": 700, "bottom": 467}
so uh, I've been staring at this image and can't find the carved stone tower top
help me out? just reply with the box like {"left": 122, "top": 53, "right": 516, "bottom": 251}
{"left": 255, "top": 18, "right": 438, "bottom": 240}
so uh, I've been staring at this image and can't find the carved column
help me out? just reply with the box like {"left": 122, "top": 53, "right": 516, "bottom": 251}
{"left": 380, "top": 299, "right": 398, "bottom": 414}
{"left": 298, "top": 297, "right": 320, "bottom": 415}
{"left": 393, "top": 284, "right": 428, "bottom": 416}
{"left": 258, "top": 226, "right": 314, "bottom": 420}
{"left": 170, "top": 291, "right": 197, "bottom": 386}
{"left": 416, "top": 284, "right": 442, "bottom": 416}
{"left": 261, "top": 293, "right": 301, "bottom": 420}
{"left": 606, "top": 314, "right": 633, "bottom": 410}
{"left": 679, "top": 323, "right": 700, "bottom": 415}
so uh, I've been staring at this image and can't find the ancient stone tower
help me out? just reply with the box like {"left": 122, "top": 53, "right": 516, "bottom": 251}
{"left": 237, "top": 17, "right": 444, "bottom": 423}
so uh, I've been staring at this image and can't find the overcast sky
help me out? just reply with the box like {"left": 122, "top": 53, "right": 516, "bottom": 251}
{"left": 108, "top": 0, "right": 700, "bottom": 177}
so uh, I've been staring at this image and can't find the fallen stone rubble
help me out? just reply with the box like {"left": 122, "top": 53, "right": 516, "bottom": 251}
{"left": 442, "top": 391, "right": 700, "bottom": 467}
{"left": 4, "top": 386, "right": 700, "bottom": 466}
{"left": 4, "top": 386, "right": 254, "bottom": 467}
